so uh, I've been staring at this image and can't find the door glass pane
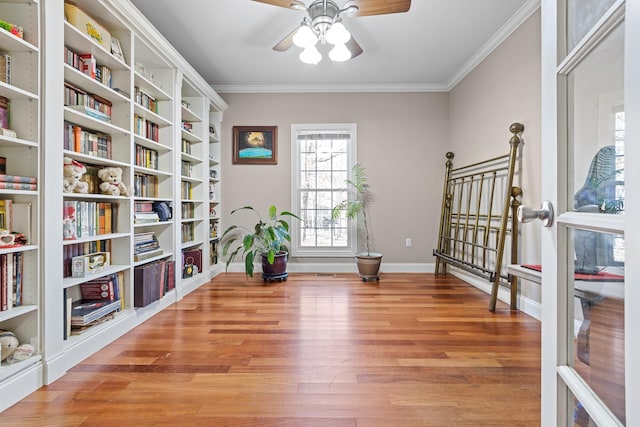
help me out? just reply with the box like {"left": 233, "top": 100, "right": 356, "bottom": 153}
{"left": 567, "top": 0, "right": 617, "bottom": 52}
{"left": 569, "top": 228, "right": 625, "bottom": 424}
{"left": 568, "top": 23, "right": 624, "bottom": 215}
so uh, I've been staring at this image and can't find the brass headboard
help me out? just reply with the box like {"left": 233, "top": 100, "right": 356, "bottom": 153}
{"left": 433, "top": 123, "right": 523, "bottom": 311}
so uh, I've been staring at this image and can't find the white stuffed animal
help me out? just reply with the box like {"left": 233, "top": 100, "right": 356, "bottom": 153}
{"left": 98, "top": 166, "right": 131, "bottom": 197}
{"left": 63, "top": 157, "right": 89, "bottom": 193}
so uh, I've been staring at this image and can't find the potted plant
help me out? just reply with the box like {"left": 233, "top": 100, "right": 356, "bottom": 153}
{"left": 332, "top": 163, "right": 382, "bottom": 281}
{"left": 221, "top": 205, "right": 301, "bottom": 281}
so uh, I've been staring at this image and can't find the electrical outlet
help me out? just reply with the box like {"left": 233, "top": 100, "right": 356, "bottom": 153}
{"left": 405, "top": 238, "right": 412, "bottom": 247}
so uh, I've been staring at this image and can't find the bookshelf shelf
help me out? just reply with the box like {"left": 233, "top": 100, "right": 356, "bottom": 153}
{"left": 134, "top": 73, "right": 172, "bottom": 101}
{"left": 0, "top": 354, "right": 42, "bottom": 383}
{"left": 63, "top": 107, "right": 130, "bottom": 136}
{"left": 133, "top": 103, "right": 172, "bottom": 127}
{"left": 133, "top": 252, "right": 172, "bottom": 267}
{"left": 134, "top": 134, "right": 173, "bottom": 152}
{"left": 0, "top": 135, "right": 37, "bottom": 149}
{"left": 0, "top": 29, "right": 38, "bottom": 53}
{"left": 181, "top": 105, "right": 201, "bottom": 122}
{"left": 0, "top": 304, "right": 37, "bottom": 322}
{"left": 133, "top": 165, "right": 172, "bottom": 178}
{"left": 0, "top": 244, "right": 37, "bottom": 255}
{"left": 63, "top": 22, "right": 129, "bottom": 71}
{"left": 62, "top": 150, "right": 130, "bottom": 169}
{"left": 63, "top": 64, "right": 129, "bottom": 104}
{"left": 62, "top": 232, "right": 130, "bottom": 246}
{"left": 61, "top": 264, "right": 131, "bottom": 290}
{"left": 0, "top": 81, "right": 37, "bottom": 100}
{"left": 181, "top": 128, "right": 202, "bottom": 143}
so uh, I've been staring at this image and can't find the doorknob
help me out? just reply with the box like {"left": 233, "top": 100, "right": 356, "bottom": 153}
{"left": 517, "top": 201, "right": 554, "bottom": 227}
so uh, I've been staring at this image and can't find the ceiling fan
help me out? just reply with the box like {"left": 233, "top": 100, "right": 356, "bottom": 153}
{"left": 252, "top": 0, "right": 412, "bottom": 64}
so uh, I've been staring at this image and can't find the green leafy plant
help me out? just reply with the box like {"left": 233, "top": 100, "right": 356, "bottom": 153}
{"left": 331, "top": 163, "right": 373, "bottom": 255}
{"left": 221, "top": 205, "right": 301, "bottom": 277}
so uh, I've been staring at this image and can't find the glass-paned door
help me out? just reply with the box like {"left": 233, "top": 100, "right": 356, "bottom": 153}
{"left": 541, "top": 0, "right": 639, "bottom": 425}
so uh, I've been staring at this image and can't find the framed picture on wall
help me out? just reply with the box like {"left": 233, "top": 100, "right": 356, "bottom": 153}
{"left": 232, "top": 126, "right": 278, "bottom": 165}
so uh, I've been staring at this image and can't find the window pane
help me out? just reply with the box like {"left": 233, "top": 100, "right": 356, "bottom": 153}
{"left": 569, "top": 228, "right": 625, "bottom": 424}
{"left": 567, "top": 0, "right": 616, "bottom": 52}
{"left": 568, "top": 23, "right": 624, "bottom": 216}
{"left": 293, "top": 125, "right": 355, "bottom": 254}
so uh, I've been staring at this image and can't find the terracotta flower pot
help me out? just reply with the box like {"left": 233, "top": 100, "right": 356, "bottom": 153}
{"left": 261, "top": 251, "right": 288, "bottom": 282}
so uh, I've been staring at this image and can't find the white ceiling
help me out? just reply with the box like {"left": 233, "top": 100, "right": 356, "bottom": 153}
{"left": 129, "top": 0, "right": 538, "bottom": 93}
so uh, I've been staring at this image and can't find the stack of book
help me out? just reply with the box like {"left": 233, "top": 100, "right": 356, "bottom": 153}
{"left": 134, "top": 200, "right": 160, "bottom": 224}
{"left": 64, "top": 82, "right": 112, "bottom": 123}
{"left": 134, "top": 231, "right": 162, "bottom": 261}
{"left": 65, "top": 273, "right": 124, "bottom": 337}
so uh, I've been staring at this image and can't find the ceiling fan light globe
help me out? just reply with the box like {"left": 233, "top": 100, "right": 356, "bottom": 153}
{"left": 300, "top": 46, "right": 322, "bottom": 64}
{"left": 325, "top": 21, "right": 351, "bottom": 45}
{"left": 293, "top": 25, "right": 318, "bottom": 48}
{"left": 328, "top": 43, "right": 351, "bottom": 62}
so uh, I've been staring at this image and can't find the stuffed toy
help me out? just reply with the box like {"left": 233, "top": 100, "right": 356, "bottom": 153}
{"left": 63, "top": 157, "right": 89, "bottom": 193}
{"left": 98, "top": 166, "right": 131, "bottom": 197}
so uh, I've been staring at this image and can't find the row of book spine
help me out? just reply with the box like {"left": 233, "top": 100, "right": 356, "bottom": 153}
{"left": 134, "top": 86, "right": 158, "bottom": 113}
{"left": 63, "top": 201, "right": 118, "bottom": 240}
{"left": 133, "top": 113, "right": 160, "bottom": 142}
{"left": 181, "top": 181, "right": 192, "bottom": 200}
{"left": 181, "top": 222, "right": 194, "bottom": 243}
{"left": 133, "top": 173, "right": 158, "bottom": 198}
{"left": 134, "top": 259, "right": 175, "bottom": 307}
{"left": 64, "top": 82, "right": 113, "bottom": 119}
{"left": 181, "top": 202, "right": 194, "bottom": 219}
{"left": 64, "top": 121, "right": 112, "bottom": 159}
{"left": 0, "top": 252, "right": 23, "bottom": 311}
{"left": 181, "top": 160, "right": 192, "bottom": 177}
{"left": 64, "top": 46, "right": 112, "bottom": 88}
{"left": 134, "top": 144, "right": 159, "bottom": 170}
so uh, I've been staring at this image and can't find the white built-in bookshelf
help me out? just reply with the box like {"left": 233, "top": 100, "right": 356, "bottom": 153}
{"left": 209, "top": 105, "right": 222, "bottom": 274}
{"left": 0, "top": 0, "right": 227, "bottom": 412}
{"left": 0, "top": 0, "right": 42, "bottom": 409}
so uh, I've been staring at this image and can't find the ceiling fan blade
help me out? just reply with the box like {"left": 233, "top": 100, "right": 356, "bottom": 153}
{"left": 252, "top": 0, "right": 305, "bottom": 10}
{"left": 346, "top": 37, "right": 363, "bottom": 59}
{"left": 273, "top": 27, "right": 299, "bottom": 51}
{"left": 346, "top": 0, "right": 411, "bottom": 17}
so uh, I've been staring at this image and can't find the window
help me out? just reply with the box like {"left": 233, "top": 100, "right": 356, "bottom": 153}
{"left": 291, "top": 124, "right": 356, "bottom": 257}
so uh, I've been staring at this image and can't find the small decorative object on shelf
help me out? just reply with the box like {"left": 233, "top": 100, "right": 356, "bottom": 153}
{"left": 98, "top": 166, "right": 131, "bottom": 196}
{"left": 0, "top": 330, "right": 19, "bottom": 361}
{"left": 71, "top": 251, "right": 110, "bottom": 278}
{"left": 63, "top": 157, "right": 89, "bottom": 194}
{"left": 0, "top": 20, "right": 23, "bottom": 39}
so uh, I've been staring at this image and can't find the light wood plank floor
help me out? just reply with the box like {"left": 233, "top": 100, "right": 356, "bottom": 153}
{"left": 1, "top": 273, "right": 541, "bottom": 426}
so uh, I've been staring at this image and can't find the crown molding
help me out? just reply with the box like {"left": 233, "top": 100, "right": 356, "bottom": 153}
{"left": 212, "top": 83, "right": 449, "bottom": 94}
{"left": 446, "top": 0, "right": 541, "bottom": 91}
{"left": 212, "top": 0, "right": 540, "bottom": 95}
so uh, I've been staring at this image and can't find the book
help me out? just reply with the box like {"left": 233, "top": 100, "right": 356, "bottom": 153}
{"left": 70, "top": 299, "right": 120, "bottom": 326}
{"left": 0, "top": 182, "right": 37, "bottom": 191}
{"left": 133, "top": 247, "right": 163, "bottom": 262}
{"left": 0, "top": 199, "right": 12, "bottom": 231}
{"left": 0, "top": 52, "right": 11, "bottom": 85}
{"left": 0, "top": 174, "right": 37, "bottom": 184}
{"left": 0, "top": 96, "right": 8, "bottom": 129}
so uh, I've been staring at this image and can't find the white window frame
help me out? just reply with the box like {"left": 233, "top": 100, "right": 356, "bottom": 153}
{"left": 290, "top": 123, "right": 357, "bottom": 257}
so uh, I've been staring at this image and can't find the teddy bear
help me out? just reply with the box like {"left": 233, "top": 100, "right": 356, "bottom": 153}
{"left": 98, "top": 166, "right": 131, "bottom": 197}
{"left": 63, "top": 157, "right": 89, "bottom": 193}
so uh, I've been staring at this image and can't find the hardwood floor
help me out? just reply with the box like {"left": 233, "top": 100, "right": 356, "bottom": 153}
{"left": 1, "top": 273, "right": 541, "bottom": 426}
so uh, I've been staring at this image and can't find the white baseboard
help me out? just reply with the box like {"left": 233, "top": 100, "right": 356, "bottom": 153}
{"left": 449, "top": 268, "right": 542, "bottom": 320}
{"left": 224, "top": 262, "right": 436, "bottom": 274}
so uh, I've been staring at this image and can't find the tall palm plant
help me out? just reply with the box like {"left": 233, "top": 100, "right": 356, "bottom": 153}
{"left": 331, "top": 163, "right": 373, "bottom": 255}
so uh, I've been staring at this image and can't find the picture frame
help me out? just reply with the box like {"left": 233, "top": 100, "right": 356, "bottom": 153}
{"left": 232, "top": 126, "right": 278, "bottom": 165}
{"left": 111, "top": 37, "right": 124, "bottom": 61}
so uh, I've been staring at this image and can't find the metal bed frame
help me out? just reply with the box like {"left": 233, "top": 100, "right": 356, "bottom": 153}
{"left": 433, "top": 123, "right": 523, "bottom": 311}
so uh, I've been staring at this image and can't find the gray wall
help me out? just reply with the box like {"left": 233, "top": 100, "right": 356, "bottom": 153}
{"left": 448, "top": 10, "right": 542, "bottom": 304}
{"left": 219, "top": 92, "right": 449, "bottom": 266}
